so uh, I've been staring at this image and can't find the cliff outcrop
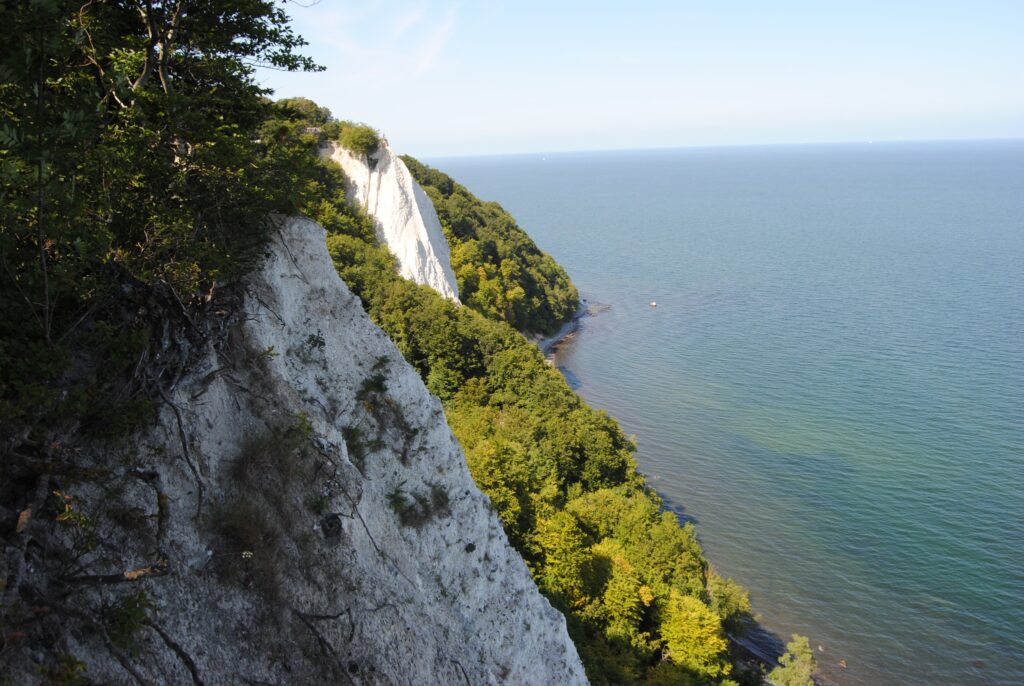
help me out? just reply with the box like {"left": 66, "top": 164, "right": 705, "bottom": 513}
{"left": 1, "top": 217, "right": 585, "bottom": 685}
{"left": 325, "top": 141, "right": 460, "bottom": 302}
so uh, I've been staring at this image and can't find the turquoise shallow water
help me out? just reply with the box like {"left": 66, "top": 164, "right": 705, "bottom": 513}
{"left": 430, "top": 141, "right": 1024, "bottom": 686}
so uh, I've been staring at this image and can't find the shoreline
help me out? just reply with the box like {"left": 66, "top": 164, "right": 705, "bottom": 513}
{"left": 537, "top": 299, "right": 837, "bottom": 686}
{"left": 536, "top": 299, "right": 588, "bottom": 358}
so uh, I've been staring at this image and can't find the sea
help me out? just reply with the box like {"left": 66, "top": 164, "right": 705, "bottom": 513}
{"left": 428, "top": 140, "right": 1024, "bottom": 686}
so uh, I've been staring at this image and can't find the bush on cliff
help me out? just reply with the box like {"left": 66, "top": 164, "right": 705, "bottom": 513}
{"left": 338, "top": 122, "right": 382, "bottom": 157}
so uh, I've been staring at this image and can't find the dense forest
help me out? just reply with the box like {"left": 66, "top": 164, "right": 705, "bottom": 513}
{"left": 0, "top": 2, "right": 813, "bottom": 684}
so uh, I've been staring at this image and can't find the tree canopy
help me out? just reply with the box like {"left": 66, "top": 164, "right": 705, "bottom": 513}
{"left": 338, "top": 122, "right": 382, "bottom": 157}
{"left": 0, "top": 0, "right": 320, "bottom": 438}
{"left": 768, "top": 635, "right": 818, "bottom": 686}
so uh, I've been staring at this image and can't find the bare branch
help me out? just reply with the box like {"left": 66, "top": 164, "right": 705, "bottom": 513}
{"left": 61, "top": 558, "right": 169, "bottom": 585}
{"left": 131, "top": 1, "right": 160, "bottom": 92}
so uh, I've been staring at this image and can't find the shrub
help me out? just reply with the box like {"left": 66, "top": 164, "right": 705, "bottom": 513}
{"left": 388, "top": 482, "right": 450, "bottom": 528}
{"left": 39, "top": 654, "right": 88, "bottom": 686}
{"left": 106, "top": 591, "right": 152, "bottom": 654}
{"left": 430, "top": 483, "right": 451, "bottom": 515}
{"left": 214, "top": 421, "right": 316, "bottom": 600}
{"left": 342, "top": 426, "right": 367, "bottom": 473}
{"left": 356, "top": 372, "right": 387, "bottom": 402}
{"left": 338, "top": 123, "right": 381, "bottom": 156}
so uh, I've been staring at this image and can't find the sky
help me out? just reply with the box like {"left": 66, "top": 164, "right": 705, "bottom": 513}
{"left": 257, "top": 0, "right": 1024, "bottom": 157}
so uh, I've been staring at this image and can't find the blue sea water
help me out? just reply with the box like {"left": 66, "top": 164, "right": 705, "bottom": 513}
{"left": 429, "top": 141, "right": 1024, "bottom": 686}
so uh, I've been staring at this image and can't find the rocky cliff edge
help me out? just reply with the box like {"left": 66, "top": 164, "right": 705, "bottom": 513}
{"left": 2, "top": 217, "right": 585, "bottom": 685}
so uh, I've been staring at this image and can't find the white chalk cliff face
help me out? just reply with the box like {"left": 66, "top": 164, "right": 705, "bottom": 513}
{"left": 326, "top": 141, "right": 460, "bottom": 302}
{"left": 6, "top": 218, "right": 585, "bottom": 685}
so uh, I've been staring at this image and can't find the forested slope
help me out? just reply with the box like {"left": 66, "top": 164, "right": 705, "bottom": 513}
{"left": 283, "top": 107, "right": 762, "bottom": 686}
{"left": 402, "top": 156, "right": 579, "bottom": 336}
{"left": 0, "top": 0, "right": 802, "bottom": 680}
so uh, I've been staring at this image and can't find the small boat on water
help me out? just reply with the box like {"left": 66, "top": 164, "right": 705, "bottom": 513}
{"left": 650, "top": 301, "right": 657, "bottom": 308}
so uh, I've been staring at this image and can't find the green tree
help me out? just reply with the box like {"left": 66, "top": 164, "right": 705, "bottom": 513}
{"left": 0, "top": 0, "right": 318, "bottom": 437}
{"left": 535, "top": 510, "right": 591, "bottom": 605}
{"left": 591, "top": 539, "right": 652, "bottom": 653}
{"left": 708, "top": 571, "right": 754, "bottom": 635}
{"left": 661, "top": 591, "right": 731, "bottom": 679}
{"left": 276, "top": 97, "right": 332, "bottom": 125}
{"left": 768, "top": 634, "right": 817, "bottom": 686}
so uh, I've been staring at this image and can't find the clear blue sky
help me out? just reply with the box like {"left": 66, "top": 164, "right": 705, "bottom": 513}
{"left": 257, "top": 0, "right": 1024, "bottom": 157}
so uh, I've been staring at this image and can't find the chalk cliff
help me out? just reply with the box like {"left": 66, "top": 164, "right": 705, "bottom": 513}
{"left": 2, "top": 217, "right": 585, "bottom": 685}
{"left": 325, "top": 141, "right": 460, "bottom": 302}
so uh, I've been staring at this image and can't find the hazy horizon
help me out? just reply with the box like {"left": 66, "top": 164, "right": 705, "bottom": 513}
{"left": 435, "top": 142, "right": 1024, "bottom": 685}
{"left": 422, "top": 136, "right": 1024, "bottom": 160}
{"left": 257, "top": 1, "right": 1024, "bottom": 157}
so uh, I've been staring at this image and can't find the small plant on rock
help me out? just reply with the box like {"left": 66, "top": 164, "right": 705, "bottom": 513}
{"left": 387, "top": 482, "right": 451, "bottom": 528}
{"left": 39, "top": 654, "right": 88, "bottom": 686}
{"left": 342, "top": 426, "right": 367, "bottom": 473}
{"left": 106, "top": 591, "right": 152, "bottom": 655}
{"left": 356, "top": 372, "right": 387, "bottom": 402}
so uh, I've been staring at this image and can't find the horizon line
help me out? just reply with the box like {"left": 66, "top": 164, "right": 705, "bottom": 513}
{"left": 420, "top": 135, "right": 1024, "bottom": 161}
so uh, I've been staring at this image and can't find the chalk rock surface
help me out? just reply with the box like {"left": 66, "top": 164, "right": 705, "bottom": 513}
{"left": 5, "top": 217, "right": 585, "bottom": 685}
{"left": 326, "top": 140, "right": 460, "bottom": 302}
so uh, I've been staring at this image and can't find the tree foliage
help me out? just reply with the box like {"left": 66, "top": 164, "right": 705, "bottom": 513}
{"left": 768, "top": 635, "right": 817, "bottom": 686}
{"left": 662, "top": 591, "right": 732, "bottom": 678}
{"left": 708, "top": 571, "right": 754, "bottom": 635}
{"left": 337, "top": 122, "right": 381, "bottom": 157}
{"left": 276, "top": 97, "right": 332, "bottom": 126}
{"left": 0, "top": 0, "right": 318, "bottom": 439}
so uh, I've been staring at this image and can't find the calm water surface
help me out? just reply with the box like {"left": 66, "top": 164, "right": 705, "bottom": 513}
{"left": 430, "top": 141, "right": 1024, "bottom": 686}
